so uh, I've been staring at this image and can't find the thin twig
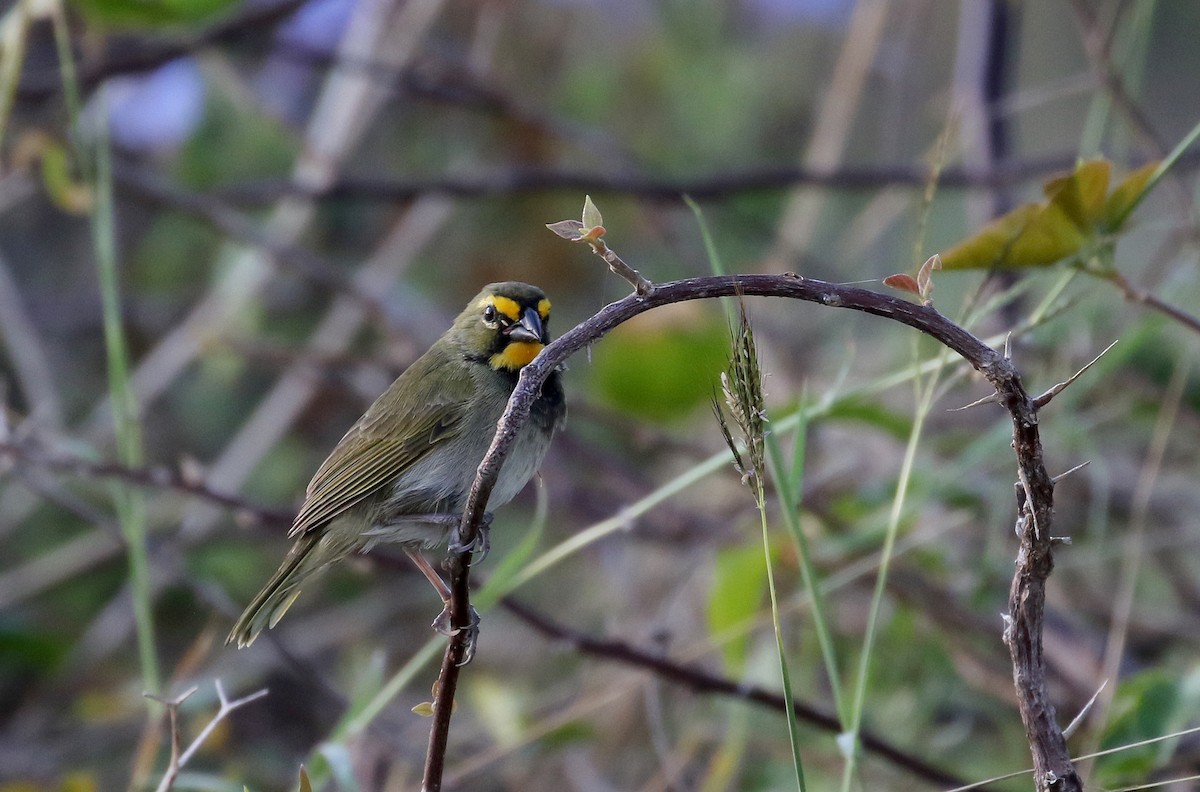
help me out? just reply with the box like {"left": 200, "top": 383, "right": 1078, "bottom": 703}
{"left": 149, "top": 680, "right": 269, "bottom": 792}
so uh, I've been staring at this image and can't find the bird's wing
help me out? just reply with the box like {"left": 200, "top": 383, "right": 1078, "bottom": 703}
{"left": 287, "top": 377, "right": 469, "bottom": 539}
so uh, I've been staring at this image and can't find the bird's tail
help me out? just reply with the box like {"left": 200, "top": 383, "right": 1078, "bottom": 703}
{"left": 227, "top": 533, "right": 326, "bottom": 648}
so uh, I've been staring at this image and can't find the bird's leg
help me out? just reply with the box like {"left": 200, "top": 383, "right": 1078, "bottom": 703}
{"left": 448, "top": 511, "right": 494, "bottom": 562}
{"left": 406, "top": 547, "right": 451, "bottom": 601}
{"left": 406, "top": 548, "right": 480, "bottom": 664}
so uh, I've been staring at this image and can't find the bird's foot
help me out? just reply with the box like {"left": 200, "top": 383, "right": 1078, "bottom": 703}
{"left": 448, "top": 512, "right": 493, "bottom": 563}
{"left": 432, "top": 605, "right": 481, "bottom": 665}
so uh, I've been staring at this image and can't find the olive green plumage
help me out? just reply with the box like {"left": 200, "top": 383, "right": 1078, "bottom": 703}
{"left": 229, "top": 282, "right": 565, "bottom": 648}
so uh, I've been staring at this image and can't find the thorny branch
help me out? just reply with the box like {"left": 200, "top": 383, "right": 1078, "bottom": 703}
{"left": 422, "top": 273, "right": 1082, "bottom": 792}
{"left": 148, "top": 680, "right": 268, "bottom": 792}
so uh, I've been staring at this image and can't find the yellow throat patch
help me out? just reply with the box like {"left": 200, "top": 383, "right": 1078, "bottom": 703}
{"left": 491, "top": 341, "right": 543, "bottom": 370}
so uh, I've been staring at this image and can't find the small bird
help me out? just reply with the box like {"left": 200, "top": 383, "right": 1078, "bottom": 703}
{"left": 229, "top": 282, "right": 565, "bottom": 648}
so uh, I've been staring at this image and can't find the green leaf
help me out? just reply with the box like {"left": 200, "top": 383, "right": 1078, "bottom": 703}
{"left": 707, "top": 542, "right": 768, "bottom": 674}
{"left": 1094, "top": 668, "right": 1200, "bottom": 785}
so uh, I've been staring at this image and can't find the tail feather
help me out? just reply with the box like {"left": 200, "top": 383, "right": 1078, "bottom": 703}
{"left": 228, "top": 533, "right": 324, "bottom": 648}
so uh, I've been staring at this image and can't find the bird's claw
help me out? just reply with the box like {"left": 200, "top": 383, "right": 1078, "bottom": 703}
{"left": 448, "top": 512, "right": 493, "bottom": 563}
{"left": 432, "top": 605, "right": 481, "bottom": 665}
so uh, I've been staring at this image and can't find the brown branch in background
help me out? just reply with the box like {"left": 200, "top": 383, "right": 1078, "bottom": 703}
{"left": 422, "top": 273, "right": 1081, "bottom": 792}
{"left": 205, "top": 154, "right": 1156, "bottom": 206}
{"left": 1101, "top": 270, "right": 1200, "bottom": 336}
{"left": 499, "top": 597, "right": 983, "bottom": 790}
{"left": 0, "top": 439, "right": 291, "bottom": 528}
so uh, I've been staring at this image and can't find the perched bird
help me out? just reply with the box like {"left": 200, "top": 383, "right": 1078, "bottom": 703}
{"left": 228, "top": 282, "right": 565, "bottom": 649}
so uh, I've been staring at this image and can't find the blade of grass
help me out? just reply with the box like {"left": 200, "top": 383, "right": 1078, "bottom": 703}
{"left": 839, "top": 343, "right": 950, "bottom": 791}
{"left": 90, "top": 90, "right": 159, "bottom": 695}
{"left": 715, "top": 298, "right": 805, "bottom": 790}
{"left": 754, "top": 472, "right": 806, "bottom": 791}
{"left": 765, "top": 421, "right": 848, "bottom": 729}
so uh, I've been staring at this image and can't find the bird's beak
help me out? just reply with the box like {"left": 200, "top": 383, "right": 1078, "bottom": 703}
{"left": 506, "top": 306, "right": 544, "bottom": 344}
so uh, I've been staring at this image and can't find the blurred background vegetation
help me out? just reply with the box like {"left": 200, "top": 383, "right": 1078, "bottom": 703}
{"left": 1, "top": 0, "right": 1199, "bottom": 790}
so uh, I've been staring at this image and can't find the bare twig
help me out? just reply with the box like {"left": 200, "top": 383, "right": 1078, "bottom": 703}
{"left": 149, "top": 680, "right": 269, "bottom": 792}
{"left": 421, "top": 272, "right": 1079, "bottom": 791}
{"left": 587, "top": 235, "right": 654, "bottom": 296}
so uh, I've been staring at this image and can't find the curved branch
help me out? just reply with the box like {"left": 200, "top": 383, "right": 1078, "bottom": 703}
{"left": 421, "top": 273, "right": 1080, "bottom": 792}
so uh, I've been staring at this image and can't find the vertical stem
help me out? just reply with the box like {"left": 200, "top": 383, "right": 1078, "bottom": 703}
{"left": 756, "top": 476, "right": 806, "bottom": 792}
{"left": 91, "top": 91, "right": 159, "bottom": 696}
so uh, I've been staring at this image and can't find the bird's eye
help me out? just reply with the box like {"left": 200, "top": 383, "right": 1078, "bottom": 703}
{"left": 482, "top": 305, "right": 498, "bottom": 325}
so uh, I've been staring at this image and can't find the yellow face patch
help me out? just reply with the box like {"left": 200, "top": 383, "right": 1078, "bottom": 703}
{"left": 491, "top": 341, "right": 543, "bottom": 370}
{"left": 537, "top": 298, "right": 551, "bottom": 319}
{"left": 479, "top": 294, "right": 522, "bottom": 322}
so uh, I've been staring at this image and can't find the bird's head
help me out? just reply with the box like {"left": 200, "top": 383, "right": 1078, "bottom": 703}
{"left": 453, "top": 282, "right": 553, "bottom": 372}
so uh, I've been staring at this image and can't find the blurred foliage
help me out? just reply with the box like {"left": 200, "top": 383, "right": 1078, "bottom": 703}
{"left": 68, "top": 0, "right": 241, "bottom": 28}
{"left": 588, "top": 305, "right": 729, "bottom": 422}
{"left": 1, "top": 1, "right": 1199, "bottom": 791}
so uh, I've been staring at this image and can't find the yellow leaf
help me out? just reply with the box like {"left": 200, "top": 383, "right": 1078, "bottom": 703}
{"left": 1003, "top": 200, "right": 1087, "bottom": 267}
{"left": 941, "top": 161, "right": 1115, "bottom": 270}
{"left": 941, "top": 199, "right": 1085, "bottom": 270}
{"left": 1043, "top": 158, "right": 1110, "bottom": 228}
{"left": 1101, "top": 161, "right": 1159, "bottom": 231}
